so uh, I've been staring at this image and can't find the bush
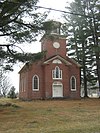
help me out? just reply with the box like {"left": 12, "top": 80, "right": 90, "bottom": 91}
{"left": 7, "top": 86, "right": 17, "bottom": 99}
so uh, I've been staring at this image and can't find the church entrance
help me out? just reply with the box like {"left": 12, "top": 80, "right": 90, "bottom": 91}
{"left": 52, "top": 82, "right": 63, "bottom": 98}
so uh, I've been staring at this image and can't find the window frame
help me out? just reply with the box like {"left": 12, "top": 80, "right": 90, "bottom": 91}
{"left": 52, "top": 66, "right": 62, "bottom": 79}
{"left": 70, "top": 76, "right": 76, "bottom": 91}
{"left": 32, "top": 75, "right": 39, "bottom": 91}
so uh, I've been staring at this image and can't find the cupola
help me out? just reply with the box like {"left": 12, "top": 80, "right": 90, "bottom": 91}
{"left": 43, "top": 20, "right": 61, "bottom": 35}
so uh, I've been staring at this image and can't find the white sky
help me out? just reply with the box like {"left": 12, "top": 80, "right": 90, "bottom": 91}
{"left": 9, "top": 0, "right": 73, "bottom": 92}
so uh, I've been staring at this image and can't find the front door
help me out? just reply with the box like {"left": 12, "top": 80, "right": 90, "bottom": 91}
{"left": 52, "top": 82, "right": 63, "bottom": 98}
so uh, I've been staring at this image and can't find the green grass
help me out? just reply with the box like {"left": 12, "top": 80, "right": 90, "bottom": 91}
{"left": 0, "top": 98, "right": 100, "bottom": 133}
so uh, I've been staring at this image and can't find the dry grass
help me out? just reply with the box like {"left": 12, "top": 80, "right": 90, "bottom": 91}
{"left": 0, "top": 98, "right": 100, "bottom": 133}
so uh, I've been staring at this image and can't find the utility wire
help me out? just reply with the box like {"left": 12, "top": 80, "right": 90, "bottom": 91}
{"left": 34, "top": 5, "right": 92, "bottom": 18}
{"left": 0, "top": 5, "right": 92, "bottom": 51}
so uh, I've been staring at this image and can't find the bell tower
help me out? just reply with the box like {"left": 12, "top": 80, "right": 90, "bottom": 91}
{"left": 40, "top": 20, "right": 67, "bottom": 59}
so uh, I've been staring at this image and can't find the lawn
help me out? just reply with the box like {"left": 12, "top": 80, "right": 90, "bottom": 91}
{"left": 0, "top": 98, "right": 100, "bottom": 133}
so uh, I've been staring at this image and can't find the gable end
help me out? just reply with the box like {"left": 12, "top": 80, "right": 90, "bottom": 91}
{"left": 43, "top": 55, "right": 72, "bottom": 66}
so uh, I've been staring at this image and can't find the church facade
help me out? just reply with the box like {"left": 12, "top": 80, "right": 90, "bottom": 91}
{"left": 19, "top": 21, "right": 81, "bottom": 100}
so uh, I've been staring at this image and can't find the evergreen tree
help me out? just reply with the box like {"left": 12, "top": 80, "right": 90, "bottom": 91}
{"left": 7, "top": 86, "right": 17, "bottom": 99}
{"left": 0, "top": 0, "right": 48, "bottom": 70}
{"left": 63, "top": 0, "right": 100, "bottom": 97}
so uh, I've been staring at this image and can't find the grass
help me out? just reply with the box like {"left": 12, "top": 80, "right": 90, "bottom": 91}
{"left": 0, "top": 98, "right": 100, "bottom": 133}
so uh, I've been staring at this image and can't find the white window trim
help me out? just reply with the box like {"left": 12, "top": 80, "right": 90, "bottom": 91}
{"left": 52, "top": 66, "right": 62, "bottom": 79}
{"left": 52, "top": 59, "right": 62, "bottom": 64}
{"left": 70, "top": 76, "right": 76, "bottom": 91}
{"left": 32, "top": 75, "right": 39, "bottom": 91}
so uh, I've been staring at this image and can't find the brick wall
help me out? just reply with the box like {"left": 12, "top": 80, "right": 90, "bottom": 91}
{"left": 41, "top": 35, "right": 67, "bottom": 59}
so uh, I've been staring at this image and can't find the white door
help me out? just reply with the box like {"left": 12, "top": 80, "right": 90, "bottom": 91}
{"left": 52, "top": 84, "right": 63, "bottom": 98}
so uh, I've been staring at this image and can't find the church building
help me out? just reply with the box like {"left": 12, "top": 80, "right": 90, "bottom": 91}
{"left": 19, "top": 21, "right": 81, "bottom": 100}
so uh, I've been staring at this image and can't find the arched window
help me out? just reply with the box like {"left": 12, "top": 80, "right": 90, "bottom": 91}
{"left": 32, "top": 75, "right": 39, "bottom": 91}
{"left": 52, "top": 59, "right": 62, "bottom": 64}
{"left": 70, "top": 76, "right": 76, "bottom": 91}
{"left": 52, "top": 66, "right": 62, "bottom": 79}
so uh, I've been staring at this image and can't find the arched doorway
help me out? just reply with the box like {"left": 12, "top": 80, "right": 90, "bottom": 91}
{"left": 52, "top": 81, "right": 63, "bottom": 98}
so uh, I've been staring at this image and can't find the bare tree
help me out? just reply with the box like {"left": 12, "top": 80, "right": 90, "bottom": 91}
{"left": 0, "top": 64, "right": 11, "bottom": 97}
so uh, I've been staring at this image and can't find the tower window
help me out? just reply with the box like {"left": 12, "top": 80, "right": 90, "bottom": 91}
{"left": 51, "top": 28, "right": 60, "bottom": 34}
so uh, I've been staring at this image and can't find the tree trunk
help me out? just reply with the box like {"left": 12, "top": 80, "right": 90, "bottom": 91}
{"left": 82, "top": 42, "right": 88, "bottom": 97}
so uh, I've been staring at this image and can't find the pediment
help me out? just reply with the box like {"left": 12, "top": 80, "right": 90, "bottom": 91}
{"left": 43, "top": 55, "right": 72, "bottom": 66}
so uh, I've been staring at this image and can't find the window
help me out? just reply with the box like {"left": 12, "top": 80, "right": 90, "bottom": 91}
{"left": 32, "top": 75, "right": 39, "bottom": 91}
{"left": 70, "top": 76, "right": 76, "bottom": 91}
{"left": 52, "top": 59, "right": 62, "bottom": 64}
{"left": 20, "top": 78, "right": 25, "bottom": 92}
{"left": 52, "top": 66, "right": 62, "bottom": 79}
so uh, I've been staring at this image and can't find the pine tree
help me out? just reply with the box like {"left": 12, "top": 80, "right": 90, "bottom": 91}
{"left": 7, "top": 86, "right": 16, "bottom": 99}
{"left": 63, "top": 0, "right": 100, "bottom": 97}
{"left": 0, "top": 0, "right": 48, "bottom": 70}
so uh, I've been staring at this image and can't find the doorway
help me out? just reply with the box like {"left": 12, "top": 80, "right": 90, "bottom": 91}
{"left": 52, "top": 82, "right": 63, "bottom": 98}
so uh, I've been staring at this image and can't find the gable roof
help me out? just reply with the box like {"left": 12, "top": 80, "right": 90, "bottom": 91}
{"left": 19, "top": 54, "right": 81, "bottom": 74}
{"left": 43, "top": 55, "right": 71, "bottom": 65}
{"left": 43, "top": 55, "right": 81, "bottom": 67}
{"left": 66, "top": 56, "right": 81, "bottom": 67}
{"left": 18, "top": 51, "right": 46, "bottom": 73}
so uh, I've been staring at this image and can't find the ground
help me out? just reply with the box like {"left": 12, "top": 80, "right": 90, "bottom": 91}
{"left": 0, "top": 98, "right": 100, "bottom": 133}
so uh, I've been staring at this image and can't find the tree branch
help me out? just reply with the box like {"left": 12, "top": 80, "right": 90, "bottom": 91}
{"left": 14, "top": 20, "right": 44, "bottom": 31}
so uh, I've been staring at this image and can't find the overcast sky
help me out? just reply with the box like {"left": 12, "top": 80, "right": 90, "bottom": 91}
{"left": 9, "top": 0, "right": 73, "bottom": 92}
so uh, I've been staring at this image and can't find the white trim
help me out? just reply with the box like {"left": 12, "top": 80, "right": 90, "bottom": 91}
{"left": 70, "top": 58, "right": 81, "bottom": 67}
{"left": 44, "top": 55, "right": 72, "bottom": 65}
{"left": 70, "top": 76, "right": 76, "bottom": 91}
{"left": 32, "top": 75, "right": 39, "bottom": 91}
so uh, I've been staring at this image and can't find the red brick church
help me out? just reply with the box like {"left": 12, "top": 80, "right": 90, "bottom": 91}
{"left": 19, "top": 21, "right": 81, "bottom": 100}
